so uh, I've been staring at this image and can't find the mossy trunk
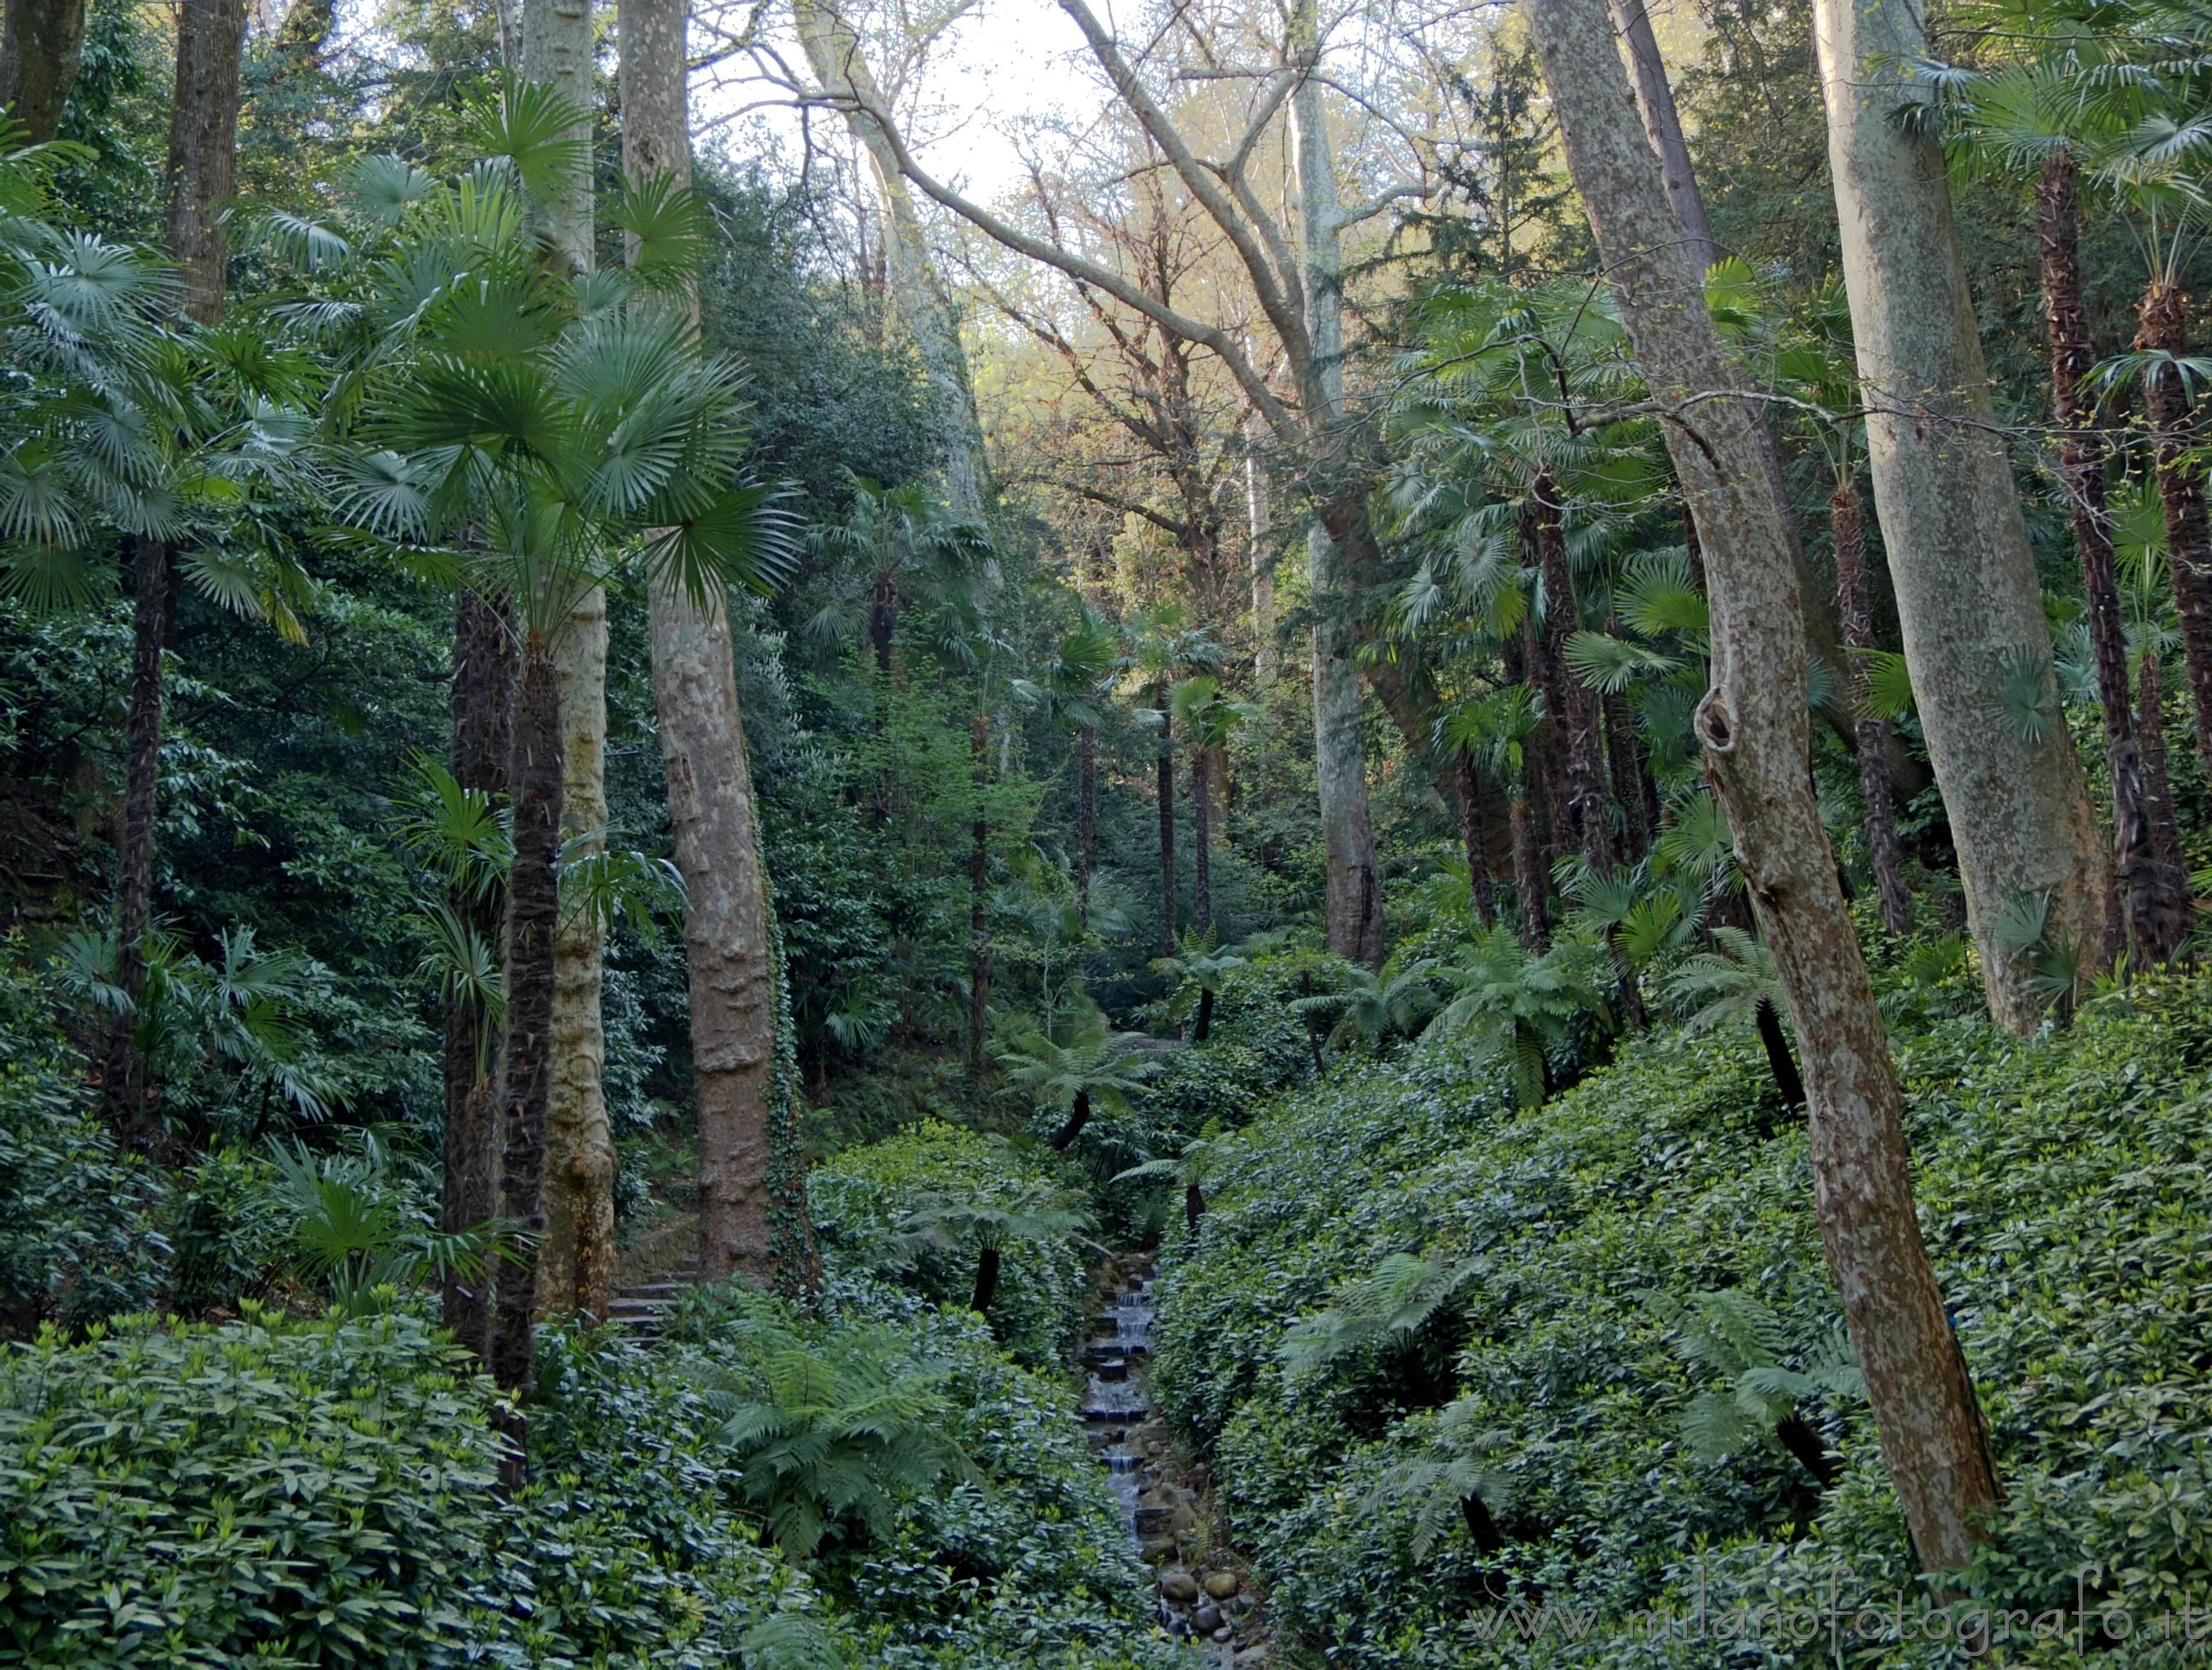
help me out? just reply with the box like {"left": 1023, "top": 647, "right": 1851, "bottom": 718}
{"left": 0, "top": 0, "right": 87, "bottom": 142}
{"left": 162, "top": 0, "right": 244, "bottom": 325}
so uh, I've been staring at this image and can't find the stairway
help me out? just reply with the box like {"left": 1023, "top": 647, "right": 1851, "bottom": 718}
{"left": 605, "top": 1264, "right": 699, "bottom": 1340}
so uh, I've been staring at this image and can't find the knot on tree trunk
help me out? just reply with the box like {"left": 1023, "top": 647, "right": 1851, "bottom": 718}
{"left": 1693, "top": 688, "right": 1738, "bottom": 753}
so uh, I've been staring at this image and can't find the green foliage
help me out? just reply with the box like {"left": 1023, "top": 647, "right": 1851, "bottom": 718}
{"left": 1152, "top": 973, "right": 2212, "bottom": 1666}
{"left": 807, "top": 1121, "right": 1088, "bottom": 1369}
{"left": 0, "top": 943, "right": 164, "bottom": 1333}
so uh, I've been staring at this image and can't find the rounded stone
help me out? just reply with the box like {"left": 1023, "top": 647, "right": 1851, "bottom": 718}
{"left": 1192, "top": 1604, "right": 1223, "bottom": 1633}
{"left": 1159, "top": 1570, "right": 1199, "bottom": 1605}
{"left": 1202, "top": 1569, "right": 1241, "bottom": 1600}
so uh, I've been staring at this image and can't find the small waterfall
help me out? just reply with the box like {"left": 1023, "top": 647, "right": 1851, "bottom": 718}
{"left": 1083, "top": 1267, "right": 1258, "bottom": 1662}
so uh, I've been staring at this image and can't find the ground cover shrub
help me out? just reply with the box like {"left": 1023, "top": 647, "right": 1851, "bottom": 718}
{"left": 808, "top": 1119, "right": 1089, "bottom": 1369}
{"left": 1154, "top": 976, "right": 2212, "bottom": 1668}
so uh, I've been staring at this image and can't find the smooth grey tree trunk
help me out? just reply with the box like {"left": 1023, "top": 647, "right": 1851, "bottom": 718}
{"left": 1525, "top": 0, "right": 2002, "bottom": 1576}
{"left": 1289, "top": 18, "right": 1384, "bottom": 967}
{"left": 622, "top": 0, "right": 782, "bottom": 1285}
{"left": 1812, "top": 0, "right": 2107, "bottom": 1031}
{"left": 521, "top": 0, "right": 616, "bottom": 1326}
{"left": 792, "top": 0, "right": 989, "bottom": 514}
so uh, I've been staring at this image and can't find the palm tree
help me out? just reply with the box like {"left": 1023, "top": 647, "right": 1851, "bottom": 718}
{"left": 897, "top": 1184, "right": 1099, "bottom": 1312}
{"left": 1010, "top": 606, "right": 1117, "bottom": 921}
{"left": 1294, "top": 951, "right": 1441, "bottom": 1054}
{"left": 801, "top": 474, "right": 993, "bottom": 673}
{"left": 992, "top": 1010, "right": 1164, "bottom": 1151}
{"left": 1661, "top": 926, "right": 1806, "bottom": 1112}
{"left": 1149, "top": 928, "right": 1246, "bottom": 1044}
{"left": 1423, "top": 926, "right": 1599, "bottom": 1108}
{"left": 317, "top": 88, "right": 792, "bottom": 1399}
{"left": 1112, "top": 1122, "right": 1230, "bottom": 1232}
{"left": 1440, "top": 683, "right": 1547, "bottom": 944}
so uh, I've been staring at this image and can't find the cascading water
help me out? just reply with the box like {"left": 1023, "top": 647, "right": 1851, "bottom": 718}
{"left": 1084, "top": 1276, "right": 1155, "bottom": 1548}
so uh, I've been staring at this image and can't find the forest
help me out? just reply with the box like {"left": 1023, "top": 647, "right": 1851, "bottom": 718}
{"left": 1, "top": 0, "right": 2209, "bottom": 1658}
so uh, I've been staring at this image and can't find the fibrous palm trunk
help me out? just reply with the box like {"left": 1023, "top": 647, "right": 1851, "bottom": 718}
{"left": 1455, "top": 751, "right": 1498, "bottom": 926}
{"left": 623, "top": 0, "right": 786, "bottom": 1286}
{"left": 1155, "top": 687, "right": 1176, "bottom": 951}
{"left": 2140, "top": 651, "right": 2186, "bottom": 886}
{"left": 1526, "top": 0, "right": 2002, "bottom": 1576}
{"left": 1831, "top": 484, "right": 1911, "bottom": 935}
{"left": 524, "top": 0, "right": 615, "bottom": 1322}
{"left": 2135, "top": 280, "right": 2212, "bottom": 790}
{"left": 2041, "top": 155, "right": 2186, "bottom": 966}
{"left": 1191, "top": 744, "right": 1212, "bottom": 937}
{"left": 162, "top": 0, "right": 244, "bottom": 325}
{"left": 0, "top": 0, "right": 86, "bottom": 141}
{"left": 1076, "top": 722, "right": 1096, "bottom": 925}
{"left": 442, "top": 588, "right": 510, "bottom": 1359}
{"left": 1532, "top": 481, "right": 1616, "bottom": 875}
{"left": 102, "top": 536, "right": 168, "bottom": 1129}
{"left": 492, "top": 636, "right": 563, "bottom": 1412}
{"left": 1813, "top": 0, "right": 2108, "bottom": 1033}
{"left": 968, "top": 711, "right": 989, "bottom": 1076}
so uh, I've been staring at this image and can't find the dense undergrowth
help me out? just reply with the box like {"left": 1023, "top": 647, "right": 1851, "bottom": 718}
{"left": 1148, "top": 972, "right": 2212, "bottom": 1667}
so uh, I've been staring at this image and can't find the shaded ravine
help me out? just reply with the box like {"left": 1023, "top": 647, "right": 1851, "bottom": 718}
{"left": 1083, "top": 1262, "right": 1265, "bottom": 1663}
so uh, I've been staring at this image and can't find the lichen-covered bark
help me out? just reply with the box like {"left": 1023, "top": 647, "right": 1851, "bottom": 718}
{"left": 162, "top": 0, "right": 244, "bottom": 325}
{"left": 623, "top": 0, "right": 782, "bottom": 1285}
{"left": 0, "top": 0, "right": 86, "bottom": 143}
{"left": 1526, "top": 0, "right": 2001, "bottom": 1574}
{"left": 1813, "top": 0, "right": 2107, "bottom": 1031}
{"left": 524, "top": 0, "right": 614, "bottom": 1322}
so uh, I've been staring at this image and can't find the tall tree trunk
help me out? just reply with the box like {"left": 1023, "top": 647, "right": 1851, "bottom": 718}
{"left": 1602, "top": 673, "right": 1651, "bottom": 861}
{"left": 1290, "top": 22, "right": 1386, "bottom": 968}
{"left": 2135, "top": 280, "right": 2212, "bottom": 788}
{"left": 442, "top": 588, "right": 510, "bottom": 1360}
{"left": 2140, "top": 650, "right": 2185, "bottom": 887}
{"left": 162, "top": 0, "right": 244, "bottom": 325}
{"left": 791, "top": 0, "right": 989, "bottom": 513}
{"left": 1813, "top": 0, "right": 2108, "bottom": 1033}
{"left": 968, "top": 710, "right": 989, "bottom": 1075}
{"left": 1155, "top": 686, "right": 1176, "bottom": 951}
{"left": 1606, "top": 0, "right": 1714, "bottom": 271}
{"left": 1510, "top": 787, "right": 1547, "bottom": 949}
{"left": 101, "top": 536, "right": 169, "bottom": 1129}
{"left": 624, "top": 0, "right": 785, "bottom": 1287}
{"left": 1246, "top": 416, "right": 1276, "bottom": 684}
{"left": 1832, "top": 484, "right": 1912, "bottom": 935}
{"left": 1526, "top": 0, "right": 2002, "bottom": 1577}
{"left": 1191, "top": 745, "right": 1212, "bottom": 936}
{"left": 0, "top": 0, "right": 86, "bottom": 142}
{"left": 1455, "top": 751, "right": 1499, "bottom": 926}
{"left": 524, "top": 0, "right": 615, "bottom": 1323}
{"left": 1077, "top": 722, "right": 1096, "bottom": 925}
{"left": 492, "top": 636, "right": 563, "bottom": 1412}
{"left": 2040, "top": 155, "right": 2186, "bottom": 965}
{"left": 1533, "top": 480, "right": 1617, "bottom": 875}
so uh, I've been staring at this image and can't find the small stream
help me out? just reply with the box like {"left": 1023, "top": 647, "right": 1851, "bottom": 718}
{"left": 1083, "top": 1265, "right": 1261, "bottom": 1664}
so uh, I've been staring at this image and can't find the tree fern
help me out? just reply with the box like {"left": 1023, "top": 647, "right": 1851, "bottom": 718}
{"left": 1280, "top": 1245, "right": 1489, "bottom": 1376}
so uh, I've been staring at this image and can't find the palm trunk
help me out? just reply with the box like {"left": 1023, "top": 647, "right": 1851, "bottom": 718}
{"left": 443, "top": 587, "right": 510, "bottom": 1359}
{"left": 1602, "top": 675, "right": 1651, "bottom": 861}
{"left": 2135, "top": 280, "right": 2212, "bottom": 789}
{"left": 1455, "top": 751, "right": 1498, "bottom": 926}
{"left": 523, "top": 0, "right": 614, "bottom": 1322}
{"left": 970, "top": 1244, "right": 1000, "bottom": 1312}
{"left": 1831, "top": 484, "right": 1911, "bottom": 935}
{"left": 1755, "top": 997, "right": 1807, "bottom": 1110}
{"left": 102, "top": 535, "right": 169, "bottom": 1129}
{"left": 1050, "top": 1085, "right": 1091, "bottom": 1150}
{"left": 2140, "top": 651, "right": 2186, "bottom": 886}
{"left": 968, "top": 710, "right": 989, "bottom": 1075}
{"left": 1156, "top": 686, "right": 1176, "bottom": 951}
{"left": 1077, "top": 722, "right": 1096, "bottom": 924}
{"left": 492, "top": 634, "right": 563, "bottom": 1408}
{"left": 1510, "top": 788, "right": 1548, "bottom": 949}
{"left": 1190, "top": 745, "right": 1212, "bottom": 936}
{"left": 623, "top": 0, "right": 789, "bottom": 1287}
{"left": 0, "top": 0, "right": 87, "bottom": 142}
{"left": 1533, "top": 481, "right": 1616, "bottom": 875}
{"left": 162, "top": 0, "right": 245, "bottom": 325}
{"left": 1813, "top": 0, "right": 2108, "bottom": 1033}
{"left": 2041, "top": 157, "right": 2186, "bottom": 965}
{"left": 1527, "top": 0, "right": 2002, "bottom": 1575}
